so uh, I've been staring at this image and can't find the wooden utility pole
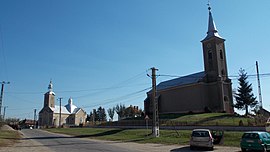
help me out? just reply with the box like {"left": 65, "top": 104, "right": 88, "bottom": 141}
{"left": 34, "top": 109, "right": 37, "bottom": 129}
{"left": 151, "top": 67, "right": 159, "bottom": 137}
{"left": 256, "top": 61, "right": 263, "bottom": 109}
{"left": 58, "top": 97, "right": 63, "bottom": 128}
{"left": 0, "top": 81, "right": 10, "bottom": 118}
{"left": 3, "top": 106, "right": 7, "bottom": 120}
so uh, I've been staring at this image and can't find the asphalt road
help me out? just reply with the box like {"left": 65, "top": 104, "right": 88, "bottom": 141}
{"left": 0, "top": 129, "right": 241, "bottom": 152}
{"left": 20, "top": 129, "right": 139, "bottom": 152}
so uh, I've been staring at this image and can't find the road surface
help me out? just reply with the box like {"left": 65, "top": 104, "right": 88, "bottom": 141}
{"left": 0, "top": 129, "right": 241, "bottom": 152}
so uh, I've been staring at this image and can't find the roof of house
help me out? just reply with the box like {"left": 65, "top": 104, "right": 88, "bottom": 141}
{"left": 52, "top": 97, "right": 83, "bottom": 114}
{"left": 156, "top": 71, "right": 205, "bottom": 91}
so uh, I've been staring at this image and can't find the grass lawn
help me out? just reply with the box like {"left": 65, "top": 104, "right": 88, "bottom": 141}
{"left": 164, "top": 113, "right": 256, "bottom": 126}
{"left": 0, "top": 130, "right": 21, "bottom": 147}
{"left": 46, "top": 128, "right": 242, "bottom": 147}
{"left": 116, "top": 113, "right": 260, "bottom": 127}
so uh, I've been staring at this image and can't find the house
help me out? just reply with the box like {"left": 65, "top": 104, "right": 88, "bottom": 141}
{"left": 19, "top": 119, "right": 35, "bottom": 129}
{"left": 38, "top": 81, "right": 87, "bottom": 128}
{"left": 123, "top": 105, "right": 142, "bottom": 119}
{"left": 144, "top": 6, "right": 234, "bottom": 115}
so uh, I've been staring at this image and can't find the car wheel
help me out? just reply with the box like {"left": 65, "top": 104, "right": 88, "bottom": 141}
{"left": 209, "top": 147, "right": 214, "bottom": 151}
{"left": 263, "top": 146, "right": 267, "bottom": 152}
{"left": 241, "top": 148, "right": 246, "bottom": 152}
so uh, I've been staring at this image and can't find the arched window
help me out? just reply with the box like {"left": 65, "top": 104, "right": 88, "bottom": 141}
{"left": 221, "top": 69, "right": 225, "bottom": 75}
{"left": 208, "top": 50, "right": 212, "bottom": 60}
{"left": 220, "top": 50, "right": 223, "bottom": 59}
{"left": 224, "top": 96, "right": 229, "bottom": 102}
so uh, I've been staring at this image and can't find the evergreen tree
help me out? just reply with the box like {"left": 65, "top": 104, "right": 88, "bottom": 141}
{"left": 97, "top": 106, "right": 107, "bottom": 122}
{"left": 86, "top": 113, "right": 91, "bottom": 122}
{"left": 234, "top": 68, "right": 258, "bottom": 116}
{"left": 93, "top": 109, "right": 98, "bottom": 122}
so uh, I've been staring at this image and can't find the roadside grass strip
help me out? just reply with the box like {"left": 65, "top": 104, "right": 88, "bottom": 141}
{"left": 46, "top": 128, "right": 242, "bottom": 147}
{"left": 0, "top": 130, "right": 21, "bottom": 147}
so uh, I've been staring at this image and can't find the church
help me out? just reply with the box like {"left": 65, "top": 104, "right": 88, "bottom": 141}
{"left": 38, "top": 81, "right": 87, "bottom": 128}
{"left": 144, "top": 6, "right": 234, "bottom": 115}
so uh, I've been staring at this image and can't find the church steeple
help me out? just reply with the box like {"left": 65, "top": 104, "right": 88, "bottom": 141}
{"left": 202, "top": 3, "right": 223, "bottom": 41}
{"left": 201, "top": 2, "right": 228, "bottom": 82}
{"left": 43, "top": 80, "right": 55, "bottom": 108}
{"left": 48, "top": 80, "right": 53, "bottom": 92}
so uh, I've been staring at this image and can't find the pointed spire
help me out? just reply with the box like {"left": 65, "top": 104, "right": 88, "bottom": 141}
{"left": 202, "top": 2, "right": 223, "bottom": 41}
{"left": 48, "top": 80, "right": 53, "bottom": 92}
{"left": 68, "top": 97, "right": 73, "bottom": 105}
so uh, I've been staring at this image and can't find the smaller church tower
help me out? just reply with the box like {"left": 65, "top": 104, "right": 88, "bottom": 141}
{"left": 43, "top": 80, "right": 55, "bottom": 108}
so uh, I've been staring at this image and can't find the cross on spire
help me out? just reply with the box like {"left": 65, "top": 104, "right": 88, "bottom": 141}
{"left": 202, "top": 1, "right": 223, "bottom": 41}
{"left": 207, "top": 0, "right": 211, "bottom": 11}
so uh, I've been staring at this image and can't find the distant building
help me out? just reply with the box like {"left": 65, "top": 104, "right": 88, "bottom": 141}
{"left": 38, "top": 81, "right": 87, "bottom": 128}
{"left": 144, "top": 6, "right": 234, "bottom": 115}
{"left": 19, "top": 119, "right": 35, "bottom": 129}
{"left": 123, "top": 105, "right": 142, "bottom": 119}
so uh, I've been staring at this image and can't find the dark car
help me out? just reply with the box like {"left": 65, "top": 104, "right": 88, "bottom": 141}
{"left": 240, "top": 131, "right": 270, "bottom": 152}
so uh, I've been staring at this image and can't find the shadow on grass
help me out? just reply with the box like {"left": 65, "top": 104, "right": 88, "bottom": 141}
{"left": 192, "top": 114, "right": 232, "bottom": 125}
{"left": 74, "top": 129, "right": 125, "bottom": 138}
{"left": 22, "top": 129, "right": 125, "bottom": 140}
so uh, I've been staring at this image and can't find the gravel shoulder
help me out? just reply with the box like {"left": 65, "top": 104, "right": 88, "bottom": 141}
{"left": 0, "top": 125, "right": 52, "bottom": 152}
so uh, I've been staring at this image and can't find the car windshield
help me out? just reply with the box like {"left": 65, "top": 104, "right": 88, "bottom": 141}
{"left": 242, "top": 133, "right": 259, "bottom": 139}
{"left": 192, "top": 131, "right": 209, "bottom": 137}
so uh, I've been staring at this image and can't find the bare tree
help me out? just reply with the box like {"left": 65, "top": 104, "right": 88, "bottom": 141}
{"left": 107, "top": 107, "right": 115, "bottom": 121}
{"left": 115, "top": 104, "right": 126, "bottom": 120}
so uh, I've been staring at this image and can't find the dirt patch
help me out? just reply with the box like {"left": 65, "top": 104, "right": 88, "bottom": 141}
{"left": 0, "top": 125, "right": 21, "bottom": 147}
{"left": 0, "top": 125, "right": 15, "bottom": 131}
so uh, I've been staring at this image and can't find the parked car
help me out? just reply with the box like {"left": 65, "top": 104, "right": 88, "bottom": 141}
{"left": 240, "top": 131, "right": 270, "bottom": 152}
{"left": 190, "top": 129, "right": 214, "bottom": 150}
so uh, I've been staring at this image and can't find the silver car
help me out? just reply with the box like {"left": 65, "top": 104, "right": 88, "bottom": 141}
{"left": 190, "top": 129, "right": 214, "bottom": 150}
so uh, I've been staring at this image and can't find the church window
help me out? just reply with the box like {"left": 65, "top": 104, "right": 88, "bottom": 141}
{"left": 208, "top": 50, "right": 212, "bottom": 60}
{"left": 221, "top": 69, "right": 225, "bottom": 75}
{"left": 220, "top": 50, "right": 223, "bottom": 59}
{"left": 224, "top": 96, "right": 229, "bottom": 102}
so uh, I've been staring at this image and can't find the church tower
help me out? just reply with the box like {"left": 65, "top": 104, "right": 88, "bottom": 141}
{"left": 201, "top": 5, "right": 229, "bottom": 82}
{"left": 201, "top": 4, "right": 234, "bottom": 113}
{"left": 43, "top": 80, "right": 55, "bottom": 108}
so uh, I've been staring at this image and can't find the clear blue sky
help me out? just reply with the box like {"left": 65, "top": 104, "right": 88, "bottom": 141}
{"left": 0, "top": 0, "right": 269, "bottom": 120}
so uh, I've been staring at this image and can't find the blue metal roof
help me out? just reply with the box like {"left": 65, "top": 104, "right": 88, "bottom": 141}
{"left": 157, "top": 71, "right": 205, "bottom": 91}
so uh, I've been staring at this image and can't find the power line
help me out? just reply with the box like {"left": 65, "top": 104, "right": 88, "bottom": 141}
{"left": 159, "top": 73, "right": 270, "bottom": 79}
{"left": 81, "top": 87, "right": 151, "bottom": 109}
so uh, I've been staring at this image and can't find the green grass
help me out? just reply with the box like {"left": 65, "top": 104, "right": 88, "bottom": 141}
{"left": 46, "top": 113, "right": 257, "bottom": 147}
{"left": 46, "top": 128, "right": 242, "bottom": 147}
{"left": 160, "top": 113, "right": 257, "bottom": 126}
{"left": 0, "top": 130, "right": 21, "bottom": 147}
{"left": 106, "top": 113, "right": 260, "bottom": 127}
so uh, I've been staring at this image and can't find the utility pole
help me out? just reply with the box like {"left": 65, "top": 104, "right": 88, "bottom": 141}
{"left": 3, "top": 106, "right": 7, "bottom": 120}
{"left": 34, "top": 109, "right": 37, "bottom": 129}
{"left": 150, "top": 67, "right": 159, "bottom": 137}
{"left": 93, "top": 109, "right": 96, "bottom": 125}
{"left": 256, "top": 61, "right": 263, "bottom": 109}
{"left": 0, "top": 81, "right": 10, "bottom": 118}
{"left": 58, "top": 97, "right": 63, "bottom": 128}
